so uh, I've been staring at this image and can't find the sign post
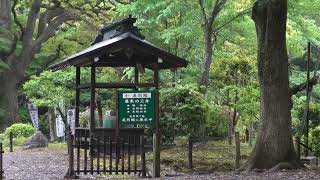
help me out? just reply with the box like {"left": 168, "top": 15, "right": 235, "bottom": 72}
{"left": 118, "top": 91, "right": 155, "bottom": 125}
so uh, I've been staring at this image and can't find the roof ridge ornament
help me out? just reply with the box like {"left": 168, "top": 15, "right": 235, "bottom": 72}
{"left": 92, "top": 15, "right": 144, "bottom": 45}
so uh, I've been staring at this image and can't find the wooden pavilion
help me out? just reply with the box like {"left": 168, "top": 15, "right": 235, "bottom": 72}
{"left": 50, "top": 15, "right": 188, "bottom": 178}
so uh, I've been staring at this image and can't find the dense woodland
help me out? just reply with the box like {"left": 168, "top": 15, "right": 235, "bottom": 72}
{"left": 1, "top": 0, "right": 320, "bottom": 171}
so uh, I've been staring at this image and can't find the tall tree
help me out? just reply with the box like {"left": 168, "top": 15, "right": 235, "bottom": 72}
{"left": 242, "top": 0, "right": 299, "bottom": 170}
{"left": 198, "top": 0, "right": 227, "bottom": 94}
{"left": 0, "top": 0, "right": 112, "bottom": 130}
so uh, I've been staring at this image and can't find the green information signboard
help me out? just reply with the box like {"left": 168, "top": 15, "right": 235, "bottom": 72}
{"left": 118, "top": 90, "right": 155, "bottom": 125}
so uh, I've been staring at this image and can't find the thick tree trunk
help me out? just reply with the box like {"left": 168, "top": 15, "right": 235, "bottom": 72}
{"left": 241, "top": 0, "right": 298, "bottom": 170}
{"left": 0, "top": 71, "right": 20, "bottom": 130}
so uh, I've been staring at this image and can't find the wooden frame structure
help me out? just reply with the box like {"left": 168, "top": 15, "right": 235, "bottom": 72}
{"left": 50, "top": 15, "right": 188, "bottom": 178}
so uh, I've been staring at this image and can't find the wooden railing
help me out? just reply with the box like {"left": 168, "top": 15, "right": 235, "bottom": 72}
{"left": 72, "top": 128, "right": 146, "bottom": 177}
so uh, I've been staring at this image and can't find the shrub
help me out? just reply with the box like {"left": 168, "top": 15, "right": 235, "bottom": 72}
{"left": 158, "top": 85, "right": 209, "bottom": 141}
{"left": 205, "top": 107, "right": 229, "bottom": 138}
{"left": 311, "top": 125, "right": 320, "bottom": 157}
{"left": 4, "top": 123, "right": 35, "bottom": 138}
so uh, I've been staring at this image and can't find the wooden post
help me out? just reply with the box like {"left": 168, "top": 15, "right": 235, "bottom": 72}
{"left": 153, "top": 68, "right": 161, "bottom": 177}
{"left": 0, "top": 143, "right": 3, "bottom": 179}
{"left": 140, "top": 135, "right": 146, "bottom": 177}
{"left": 68, "top": 132, "right": 74, "bottom": 176}
{"left": 305, "top": 42, "right": 311, "bottom": 157}
{"left": 9, "top": 132, "right": 13, "bottom": 152}
{"left": 188, "top": 137, "right": 193, "bottom": 169}
{"left": 90, "top": 63, "right": 96, "bottom": 132}
{"left": 235, "top": 132, "right": 240, "bottom": 169}
{"left": 296, "top": 136, "right": 301, "bottom": 160}
{"left": 75, "top": 67, "right": 80, "bottom": 128}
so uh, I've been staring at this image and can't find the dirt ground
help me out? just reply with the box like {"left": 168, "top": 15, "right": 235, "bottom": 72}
{"left": 2, "top": 148, "right": 320, "bottom": 179}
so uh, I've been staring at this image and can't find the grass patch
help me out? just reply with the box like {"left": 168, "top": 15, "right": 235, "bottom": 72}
{"left": 155, "top": 140, "right": 253, "bottom": 173}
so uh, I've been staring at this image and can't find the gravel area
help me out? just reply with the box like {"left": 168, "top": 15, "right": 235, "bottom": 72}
{"left": 2, "top": 149, "right": 320, "bottom": 179}
{"left": 2, "top": 149, "right": 93, "bottom": 180}
{"left": 159, "top": 169, "right": 320, "bottom": 180}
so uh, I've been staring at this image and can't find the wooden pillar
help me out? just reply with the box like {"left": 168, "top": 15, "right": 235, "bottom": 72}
{"left": 90, "top": 63, "right": 96, "bottom": 132}
{"left": 134, "top": 65, "right": 139, "bottom": 86}
{"left": 153, "top": 68, "right": 161, "bottom": 177}
{"left": 188, "top": 137, "right": 193, "bottom": 169}
{"left": 75, "top": 67, "right": 80, "bottom": 128}
{"left": 304, "top": 42, "right": 311, "bottom": 157}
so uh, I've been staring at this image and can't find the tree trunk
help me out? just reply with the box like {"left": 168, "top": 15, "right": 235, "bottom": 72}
{"left": 241, "top": 0, "right": 298, "bottom": 170}
{"left": 200, "top": 28, "right": 213, "bottom": 94}
{"left": 48, "top": 108, "right": 57, "bottom": 141}
{"left": 248, "top": 123, "right": 253, "bottom": 147}
{"left": 0, "top": 71, "right": 19, "bottom": 130}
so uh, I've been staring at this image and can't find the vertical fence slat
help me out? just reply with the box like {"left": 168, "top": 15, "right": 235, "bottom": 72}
{"left": 103, "top": 135, "right": 106, "bottom": 174}
{"left": 122, "top": 138, "right": 125, "bottom": 175}
{"left": 90, "top": 135, "right": 94, "bottom": 175}
{"left": 97, "top": 136, "right": 100, "bottom": 174}
{"left": 77, "top": 130, "right": 80, "bottom": 174}
{"left": 134, "top": 135, "right": 137, "bottom": 175}
{"left": 115, "top": 137, "right": 119, "bottom": 175}
{"left": 109, "top": 137, "right": 112, "bottom": 175}
{"left": 128, "top": 136, "right": 131, "bottom": 174}
{"left": 140, "top": 135, "right": 146, "bottom": 177}
{"left": 84, "top": 130, "right": 88, "bottom": 175}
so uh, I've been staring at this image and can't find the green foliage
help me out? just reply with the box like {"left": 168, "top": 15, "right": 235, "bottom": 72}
{"left": 160, "top": 85, "right": 209, "bottom": 140}
{"left": 311, "top": 126, "right": 320, "bottom": 157}
{"left": 4, "top": 123, "right": 35, "bottom": 138}
{"left": 205, "top": 107, "right": 228, "bottom": 137}
{"left": 39, "top": 115, "right": 49, "bottom": 135}
{"left": 18, "top": 107, "right": 31, "bottom": 124}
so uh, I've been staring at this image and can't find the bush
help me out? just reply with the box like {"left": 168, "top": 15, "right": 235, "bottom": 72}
{"left": 158, "top": 85, "right": 209, "bottom": 141}
{"left": 4, "top": 123, "right": 35, "bottom": 138}
{"left": 311, "top": 126, "right": 320, "bottom": 157}
{"left": 205, "top": 107, "right": 229, "bottom": 138}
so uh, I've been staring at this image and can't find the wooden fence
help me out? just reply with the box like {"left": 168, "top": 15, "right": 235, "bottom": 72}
{"left": 72, "top": 128, "right": 146, "bottom": 176}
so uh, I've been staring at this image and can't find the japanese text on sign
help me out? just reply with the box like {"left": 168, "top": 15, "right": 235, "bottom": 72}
{"left": 119, "top": 91, "right": 155, "bottom": 125}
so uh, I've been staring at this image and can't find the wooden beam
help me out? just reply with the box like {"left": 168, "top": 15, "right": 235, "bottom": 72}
{"left": 77, "top": 82, "right": 157, "bottom": 89}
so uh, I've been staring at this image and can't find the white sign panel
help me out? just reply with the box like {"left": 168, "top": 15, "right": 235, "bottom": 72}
{"left": 67, "top": 109, "right": 75, "bottom": 135}
{"left": 55, "top": 108, "right": 65, "bottom": 137}
{"left": 27, "top": 103, "right": 39, "bottom": 130}
{"left": 122, "top": 93, "right": 151, "bottom": 99}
